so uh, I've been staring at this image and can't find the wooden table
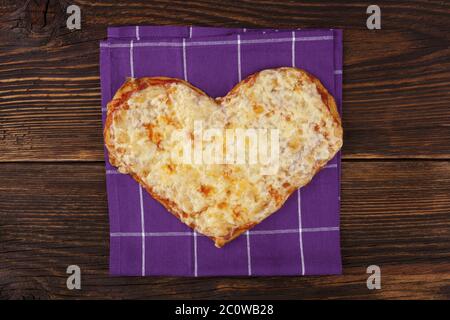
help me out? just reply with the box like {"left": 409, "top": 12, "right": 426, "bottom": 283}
{"left": 0, "top": 0, "right": 449, "bottom": 299}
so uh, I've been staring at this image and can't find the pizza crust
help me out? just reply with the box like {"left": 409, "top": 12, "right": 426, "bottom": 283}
{"left": 104, "top": 67, "right": 343, "bottom": 247}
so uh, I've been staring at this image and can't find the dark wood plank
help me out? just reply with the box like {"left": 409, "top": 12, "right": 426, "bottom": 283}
{"left": 0, "top": 0, "right": 450, "bottom": 161}
{"left": 0, "top": 161, "right": 449, "bottom": 299}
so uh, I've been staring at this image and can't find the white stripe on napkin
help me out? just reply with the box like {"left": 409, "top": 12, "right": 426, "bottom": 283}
{"left": 182, "top": 37, "right": 198, "bottom": 277}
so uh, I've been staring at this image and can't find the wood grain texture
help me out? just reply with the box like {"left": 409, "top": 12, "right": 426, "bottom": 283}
{"left": 0, "top": 161, "right": 449, "bottom": 299}
{"left": 0, "top": 0, "right": 450, "bottom": 161}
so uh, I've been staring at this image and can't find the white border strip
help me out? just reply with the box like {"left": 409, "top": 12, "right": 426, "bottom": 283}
{"left": 182, "top": 39, "right": 197, "bottom": 277}
{"left": 106, "top": 169, "right": 120, "bottom": 175}
{"left": 291, "top": 31, "right": 295, "bottom": 67}
{"left": 100, "top": 36, "right": 334, "bottom": 48}
{"left": 129, "top": 40, "right": 134, "bottom": 78}
{"left": 291, "top": 32, "right": 306, "bottom": 276}
{"left": 250, "top": 227, "right": 340, "bottom": 235}
{"left": 112, "top": 232, "right": 193, "bottom": 237}
{"left": 237, "top": 33, "right": 251, "bottom": 276}
{"left": 193, "top": 231, "right": 198, "bottom": 277}
{"left": 250, "top": 229, "right": 298, "bottom": 235}
{"left": 110, "top": 31, "right": 338, "bottom": 278}
{"left": 110, "top": 227, "right": 339, "bottom": 237}
{"left": 106, "top": 164, "right": 337, "bottom": 175}
{"left": 237, "top": 34, "right": 242, "bottom": 82}
{"left": 130, "top": 38, "right": 144, "bottom": 276}
{"left": 182, "top": 39, "right": 188, "bottom": 82}
{"left": 246, "top": 231, "right": 252, "bottom": 275}
{"left": 135, "top": 26, "right": 140, "bottom": 41}
{"left": 138, "top": 185, "right": 145, "bottom": 276}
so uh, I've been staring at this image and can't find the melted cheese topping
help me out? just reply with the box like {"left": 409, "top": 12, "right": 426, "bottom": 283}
{"left": 105, "top": 68, "right": 343, "bottom": 246}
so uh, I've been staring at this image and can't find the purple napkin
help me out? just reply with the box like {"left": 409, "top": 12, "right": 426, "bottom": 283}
{"left": 100, "top": 26, "right": 343, "bottom": 276}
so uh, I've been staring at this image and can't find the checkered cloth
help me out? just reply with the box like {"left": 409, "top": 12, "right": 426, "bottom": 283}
{"left": 100, "top": 26, "right": 343, "bottom": 276}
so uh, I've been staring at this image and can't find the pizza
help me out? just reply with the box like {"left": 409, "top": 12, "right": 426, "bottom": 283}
{"left": 104, "top": 67, "right": 343, "bottom": 247}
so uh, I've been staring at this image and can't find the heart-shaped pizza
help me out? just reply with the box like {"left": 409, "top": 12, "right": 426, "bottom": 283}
{"left": 104, "top": 67, "right": 343, "bottom": 247}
